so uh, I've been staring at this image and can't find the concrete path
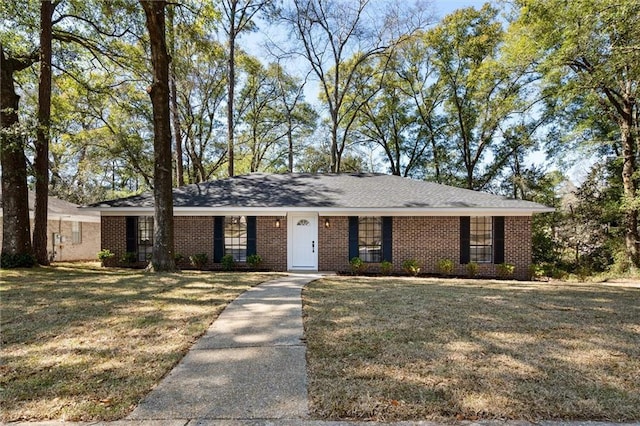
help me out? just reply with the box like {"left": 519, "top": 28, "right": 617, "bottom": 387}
{"left": 126, "top": 273, "right": 323, "bottom": 422}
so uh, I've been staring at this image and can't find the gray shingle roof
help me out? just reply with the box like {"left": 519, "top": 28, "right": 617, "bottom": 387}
{"left": 89, "top": 173, "right": 551, "bottom": 212}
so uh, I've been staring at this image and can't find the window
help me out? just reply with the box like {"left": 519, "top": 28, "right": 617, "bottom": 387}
{"left": 470, "top": 216, "right": 492, "bottom": 263}
{"left": 358, "top": 217, "right": 382, "bottom": 262}
{"left": 225, "top": 216, "right": 247, "bottom": 261}
{"left": 72, "top": 221, "right": 82, "bottom": 244}
{"left": 138, "top": 216, "right": 153, "bottom": 262}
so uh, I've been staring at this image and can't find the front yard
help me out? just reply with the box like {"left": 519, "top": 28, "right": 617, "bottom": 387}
{"left": 303, "top": 276, "right": 640, "bottom": 422}
{"left": 0, "top": 263, "right": 278, "bottom": 422}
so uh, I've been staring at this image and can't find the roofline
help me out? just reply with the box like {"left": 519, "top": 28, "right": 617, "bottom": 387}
{"left": 92, "top": 206, "right": 555, "bottom": 217}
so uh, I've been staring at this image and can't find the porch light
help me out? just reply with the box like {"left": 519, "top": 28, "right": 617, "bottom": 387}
{"left": 275, "top": 218, "right": 281, "bottom": 228}
{"left": 324, "top": 218, "right": 330, "bottom": 228}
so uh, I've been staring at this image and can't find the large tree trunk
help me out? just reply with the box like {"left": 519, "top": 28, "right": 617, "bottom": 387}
{"left": 33, "top": 0, "right": 55, "bottom": 265}
{"left": 167, "top": 5, "right": 184, "bottom": 187}
{"left": 140, "top": 0, "right": 176, "bottom": 272}
{"left": 1, "top": 45, "right": 36, "bottom": 268}
{"left": 620, "top": 114, "right": 639, "bottom": 267}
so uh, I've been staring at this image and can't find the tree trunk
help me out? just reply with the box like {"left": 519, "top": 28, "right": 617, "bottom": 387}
{"left": 227, "top": 17, "right": 236, "bottom": 177}
{"left": 33, "top": 0, "right": 55, "bottom": 265}
{"left": 1, "top": 45, "right": 35, "bottom": 267}
{"left": 287, "top": 116, "right": 294, "bottom": 172}
{"left": 167, "top": 5, "right": 184, "bottom": 187}
{"left": 140, "top": 0, "right": 176, "bottom": 272}
{"left": 620, "top": 115, "right": 639, "bottom": 267}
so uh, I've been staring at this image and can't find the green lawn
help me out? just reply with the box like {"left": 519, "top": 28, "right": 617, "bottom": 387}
{"left": 0, "top": 263, "right": 278, "bottom": 422}
{"left": 303, "top": 276, "right": 640, "bottom": 422}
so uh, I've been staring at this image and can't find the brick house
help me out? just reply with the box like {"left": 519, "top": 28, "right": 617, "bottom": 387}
{"left": 89, "top": 173, "right": 552, "bottom": 279}
{"left": 0, "top": 191, "right": 101, "bottom": 261}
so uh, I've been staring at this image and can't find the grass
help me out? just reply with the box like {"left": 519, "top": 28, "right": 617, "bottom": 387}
{"left": 303, "top": 276, "right": 640, "bottom": 422}
{"left": 0, "top": 262, "right": 279, "bottom": 422}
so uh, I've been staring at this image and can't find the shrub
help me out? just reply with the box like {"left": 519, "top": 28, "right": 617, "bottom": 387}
{"left": 121, "top": 251, "right": 137, "bottom": 264}
{"left": 221, "top": 254, "right": 235, "bottom": 271}
{"left": 497, "top": 262, "right": 515, "bottom": 279}
{"left": 174, "top": 253, "right": 185, "bottom": 263}
{"left": 1, "top": 253, "right": 36, "bottom": 269}
{"left": 466, "top": 262, "right": 479, "bottom": 278}
{"left": 97, "top": 249, "right": 115, "bottom": 266}
{"left": 437, "top": 258, "right": 454, "bottom": 276}
{"left": 189, "top": 253, "right": 208, "bottom": 269}
{"left": 380, "top": 260, "right": 393, "bottom": 275}
{"left": 349, "top": 257, "right": 368, "bottom": 275}
{"left": 402, "top": 259, "right": 421, "bottom": 276}
{"left": 528, "top": 264, "right": 544, "bottom": 281}
{"left": 247, "top": 254, "right": 262, "bottom": 269}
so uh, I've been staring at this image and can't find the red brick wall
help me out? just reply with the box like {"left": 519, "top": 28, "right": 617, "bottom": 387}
{"left": 318, "top": 216, "right": 350, "bottom": 272}
{"left": 101, "top": 214, "right": 533, "bottom": 278}
{"left": 101, "top": 216, "right": 126, "bottom": 266}
{"left": 256, "top": 216, "right": 287, "bottom": 271}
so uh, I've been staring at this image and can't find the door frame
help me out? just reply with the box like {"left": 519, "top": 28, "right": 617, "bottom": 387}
{"left": 287, "top": 212, "right": 318, "bottom": 271}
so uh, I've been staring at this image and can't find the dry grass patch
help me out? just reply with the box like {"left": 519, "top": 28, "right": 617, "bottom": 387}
{"left": 303, "top": 277, "right": 640, "bottom": 422}
{"left": 0, "top": 262, "right": 279, "bottom": 421}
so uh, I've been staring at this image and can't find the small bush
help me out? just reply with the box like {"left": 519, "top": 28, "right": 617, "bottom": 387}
{"left": 97, "top": 249, "right": 115, "bottom": 266}
{"left": 1, "top": 253, "right": 36, "bottom": 269}
{"left": 121, "top": 251, "right": 137, "bottom": 264}
{"left": 402, "top": 259, "right": 421, "bottom": 276}
{"left": 174, "top": 253, "right": 185, "bottom": 263}
{"left": 189, "top": 253, "right": 208, "bottom": 269}
{"left": 349, "top": 257, "right": 368, "bottom": 275}
{"left": 497, "top": 262, "right": 515, "bottom": 279}
{"left": 528, "top": 264, "right": 544, "bottom": 281}
{"left": 221, "top": 254, "right": 235, "bottom": 271}
{"left": 380, "top": 260, "right": 393, "bottom": 275}
{"left": 247, "top": 254, "right": 262, "bottom": 269}
{"left": 437, "top": 258, "right": 454, "bottom": 276}
{"left": 466, "top": 262, "right": 478, "bottom": 278}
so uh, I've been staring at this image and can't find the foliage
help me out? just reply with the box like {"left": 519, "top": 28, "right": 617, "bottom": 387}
{"left": 436, "top": 258, "right": 454, "bottom": 276}
{"left": 121, "top": 252, "right": 137, "bottom": 264}
{"left": 496, "top": 263, "right": 515, "bottom": 279}
{"left": 527, "top": 264, "right": 544, "bottom": 281}
{"left": 246, "top": 253, "right": 262, "bottom": 269}
{"left": 221, "top": 254, "right": 235, "bottom": 271}
{"left": 1, "top": 253, "right": 36, "bottom": 269}
{"left": 380, "top": 260, "right": 393, "bottom": 275}
{"left": 402, "top": 259, "right": 421, "bottom": 276}
{"left": 96, "top": 249, "right": 115, "bottom": 265}
{"left": 349, "top": 257, "right": 368, "bottom": 275}
{"left": 189, "top": 253, "right": 208, "bottom": 269}
{"left": 466, "top": 262, "right": 478, "bottom": 278}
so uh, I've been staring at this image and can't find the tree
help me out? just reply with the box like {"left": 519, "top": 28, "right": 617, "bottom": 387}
{"left": 512, "top": 0, "right": 640, "bottom": 267}
{"left": 0, "top": 45, "right": 37, "bottom": 267}
{"left": 140, "top": 0, "right": 175, "bottom": 272}
{"left": 32, "top": 0, "right": 57, "bottom": 265}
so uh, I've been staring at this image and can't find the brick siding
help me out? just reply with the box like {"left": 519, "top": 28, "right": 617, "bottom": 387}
{"left": 100, "top": 214, "right": 533, "bottom": 279}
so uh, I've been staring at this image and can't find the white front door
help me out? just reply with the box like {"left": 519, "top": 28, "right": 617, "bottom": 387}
{"left": 288, "top": 213, "right": 318, "bottom": 270}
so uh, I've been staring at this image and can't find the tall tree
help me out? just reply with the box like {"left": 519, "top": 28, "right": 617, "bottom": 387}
{"left": 140, "top": 0, "right": 175, "bottom": 272}
{"left": 32, "top": 0, "right": 57, "bottom": 265}
{"left": 512, "top": 0, "right": 640, "bottom": 267}
{"left": 222, "top": 0, "right": 273, "bottom": 177}
{"left": 167, "top": 4, "right": 184, "bottom": 187}
{"left": 0, "top": 45, "right": 37, "bottom": 267}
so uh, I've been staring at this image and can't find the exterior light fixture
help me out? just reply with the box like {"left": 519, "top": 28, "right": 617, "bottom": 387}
{"left": 324, "top": 218, "right": 330, "bottom": 228}
{"left": 275, "top": 218, "right": 281, "bottom": 228}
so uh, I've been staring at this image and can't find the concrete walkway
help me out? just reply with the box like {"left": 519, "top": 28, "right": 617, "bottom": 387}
{"left": 126, "top": 273, "right": 322, "bottom": 422}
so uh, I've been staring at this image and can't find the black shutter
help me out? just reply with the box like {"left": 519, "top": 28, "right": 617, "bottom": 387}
{"left": 493, "top": 216, "right": 505, "bottom": 264}
{"left": 460, "top": 216, "right": 470, "bottom": 264}
{"left": 382, "top": 217, "right": 392, "bottom": 262}
{"left": 125, "top": 216, "right": 137, "bottom": 253}
{"left": 348, "top": 216, "right": 359, "bottom": 260}
{"left": 214, "top": 216, "right": 224, "bottom": 263}
{"left": 247, "top": 216, "right": 257, "bottom": 257}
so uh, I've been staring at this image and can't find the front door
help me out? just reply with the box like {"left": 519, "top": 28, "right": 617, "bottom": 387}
{"left": 288, "top": 213, "right": 318, "bottom": 270}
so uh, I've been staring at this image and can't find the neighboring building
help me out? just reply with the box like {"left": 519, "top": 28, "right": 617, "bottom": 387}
{"left": 0, "top": 190, "right": 101, "bottom": 262}
{"left": 88, "top": 173, "right": 552, "bottom": 279}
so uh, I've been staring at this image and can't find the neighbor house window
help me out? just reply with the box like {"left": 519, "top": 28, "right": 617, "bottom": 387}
{"left": 72, "top": 221, "right": 82, "bottom": 244}
{"left": 225, "top": 216, "right": 247, "bottom": 262}
{"left": 470, "top": 216, "right": 492, "bottom": 263}
{"left": 138, "top": 216, "right": 153, "bottom": 262}
{"left": 359, "top": 217, "right": 382, "bottom": 262}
